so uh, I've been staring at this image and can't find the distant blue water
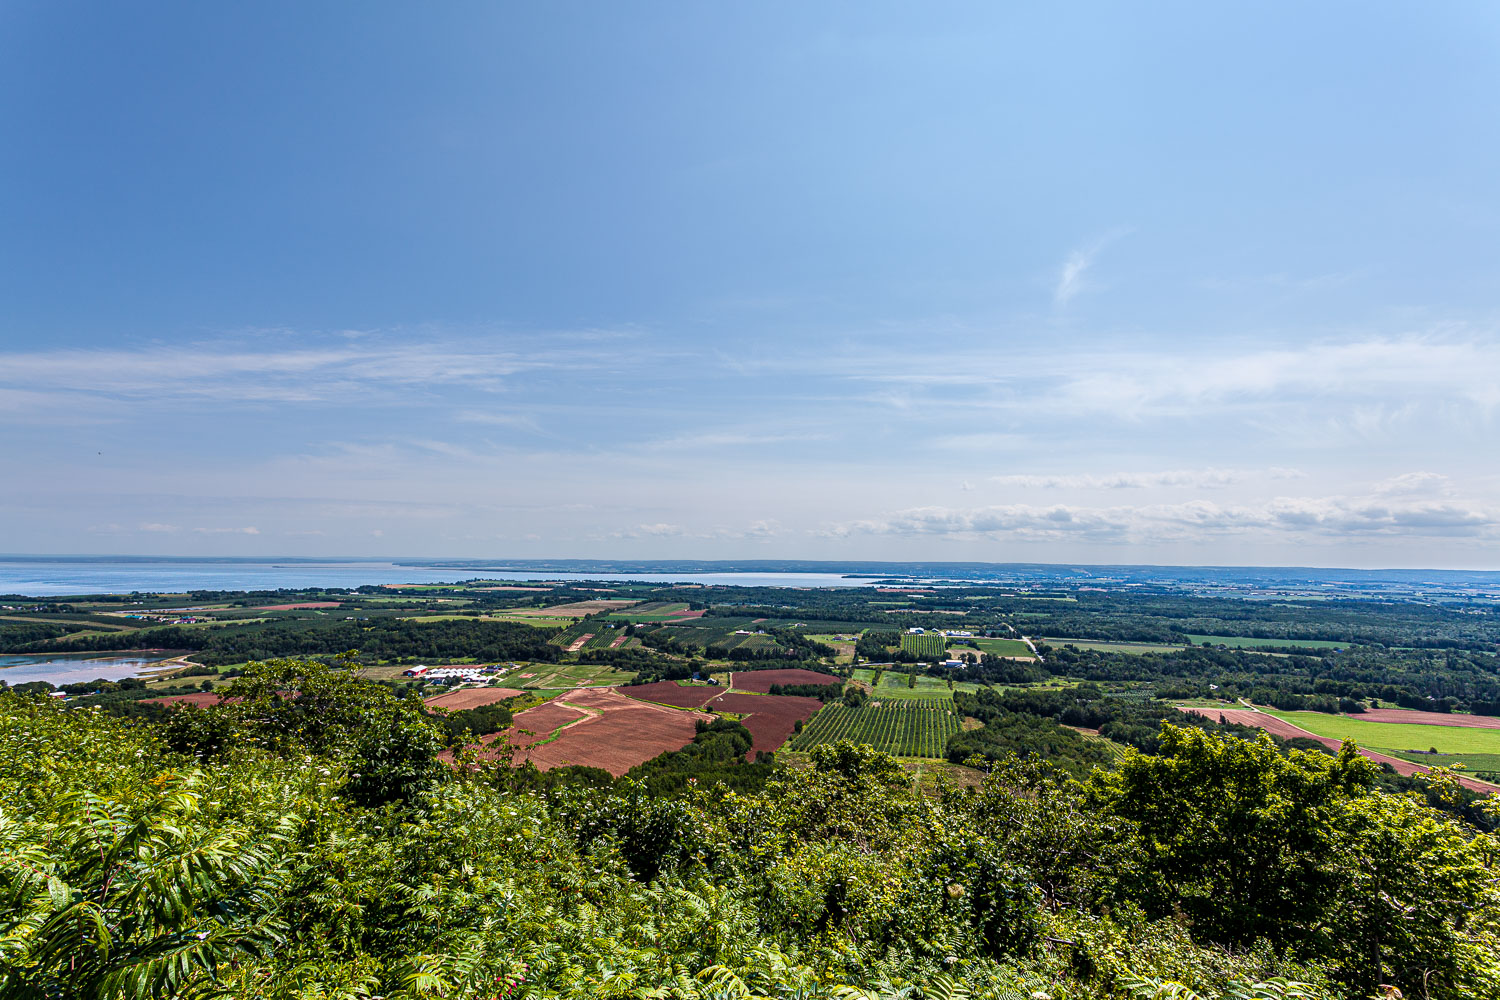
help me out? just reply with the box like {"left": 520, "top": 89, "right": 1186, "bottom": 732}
{"left": 0, "top": 559, "right": 885, "bottom": 596}
{"left": 0, "top": 560, "right": 477, "bottom": 596}
{"left": 0, "top": 652, "right": 163, "bottom": 686}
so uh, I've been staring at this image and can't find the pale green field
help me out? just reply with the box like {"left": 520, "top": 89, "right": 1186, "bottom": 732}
{"left": 1266, "top": 710, "right": 1500, "bottom": 755}
{"left": 871, "top": 671, "right": 958, "bottom": 701}
{"left": 970, "top": 637, "right": 1034, "bottom": 657}
{"left": 1051, "top": 638, "right": 1187, "bottom": 654}
{"left": 806, "top": 634, "right": 858, "bottom": 663}
{"left": 513, "top": 662, "right": 633, "bottom": 690}
{"left": 1186, "top": 634, "right": 1350, "bottom": 650}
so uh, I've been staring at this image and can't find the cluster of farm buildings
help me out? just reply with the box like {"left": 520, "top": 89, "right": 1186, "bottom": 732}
{"left": 402, "top": 663, "right": 516, "bottom": 685}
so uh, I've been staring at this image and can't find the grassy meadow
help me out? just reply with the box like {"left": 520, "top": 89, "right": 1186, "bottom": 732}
{"left": 1266, "top": 709, "right": 1500, "bottom": 756}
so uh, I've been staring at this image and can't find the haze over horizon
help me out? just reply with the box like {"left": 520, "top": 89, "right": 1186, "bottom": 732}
{"left": 4, "top": 3, "right": 1499, "bottom": 570}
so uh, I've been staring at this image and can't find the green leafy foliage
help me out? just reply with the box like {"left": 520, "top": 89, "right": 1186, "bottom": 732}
{"left": 1, "top": 671, "right": 1496, "bottom": 1000}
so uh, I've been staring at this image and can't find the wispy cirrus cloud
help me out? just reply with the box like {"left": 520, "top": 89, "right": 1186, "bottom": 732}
{"left": 0, "top": 332, "right": 643, "bottom": 405}
{"left": 1054, "top": 230, "right": 1128, "bottom": 306}
{"left": 803, "top": 330, "right": 1500, "bottom": 428}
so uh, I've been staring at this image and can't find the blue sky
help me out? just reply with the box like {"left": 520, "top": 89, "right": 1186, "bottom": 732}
{"left": 3, "top": 2, "right": 1500, "bottom": 567}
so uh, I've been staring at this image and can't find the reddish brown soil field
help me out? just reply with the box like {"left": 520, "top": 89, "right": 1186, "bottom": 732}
{"left": 565, "top": 633, "right": 594, "bottom": 653}
{"left": 621, "top": 681, "right": 724, "bottom": 709}
{"left": 513, "top": 688, "right": 706, "bottom": 774}
{"left": 711, "top": 692, "right": 823, "bottom": 757}
{"left": 254, "top": 601, "right": 342, "bottom": 610}
{"left": 423, "top": 687, "right": 525, "bottom": 710}
{"left": 1183, "top": 707, "right": 1318, "bottom": 740}
{"left": 1354, "top": 708, "right": 1500, "bottom": 729}
{"left": 1175, "top": 706, "right": 1498, "bottom": 793}
{"left": 544, "top": 599, "right": 639, "bottom": 614}
{"left": 662, "top": 609, "right": 706, "bottom": 620}
{"left": 508, "top": 701, "right": 590, "bottom": 745}
{"left": 146, "top": 692, "right": 223, "bottom": 707}
{"left": 730, "top": 669, "right": 840, "bottom": 693}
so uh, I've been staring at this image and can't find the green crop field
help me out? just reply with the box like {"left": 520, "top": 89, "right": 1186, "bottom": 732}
{"left": 898, "top": 633, "right": 946, "bottom": 658}
{"left": 1077, "top": 731, "right": 1127, "bottom": 760}
{"left": 585, "top": 628, "right": 629, "bottom": 649}
{"left": 970, "top": 637, "right": 1033, "bottom": 657}
{"left": 549, "top": 621, "right": 593, "bottom": 646}
{"left": 1186, "top": 634, "right": 1350, "bottom": 650}
{"left": 1265, "top": 710, "right": 1500, "bottom": 756}
{"left": 790, "top": 699, "right": 961, "bottom": 758}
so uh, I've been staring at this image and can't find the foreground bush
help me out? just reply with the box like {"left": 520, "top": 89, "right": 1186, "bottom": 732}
{"left": 1, "top": 662, "right": 1496, "bottom": 999}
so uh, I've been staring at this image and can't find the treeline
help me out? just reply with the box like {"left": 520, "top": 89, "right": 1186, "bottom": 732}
{"left": 768, "top": 682, "right": 844, "bottom": 701}
{"left": 1037, "top": 644, "right": 1500, "bottom": 716}
{"left": 955, "top": 684, "right": 1263, "bottom": 756}
{"left": 15, "top": 617, "right": 562, "bottom": 667}
{"left": 680, "top": 584, "right": 1500, "bottom": 653}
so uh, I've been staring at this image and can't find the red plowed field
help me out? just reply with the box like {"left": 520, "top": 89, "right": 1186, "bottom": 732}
{"left": 509, "top": 701, "right": 589, "bottom": 745}
{"left": 147, "top": 692, "right": 223, "bottom": 707}
{"left": 1355, "top": 709, "right": 1500, "bottom": 729}
{"left": 711, "top": 692, "right": 823, "bottom": 757}
{"left": 1175, "top": 706, "right": 1498, "bottom": 793}
{"left": 730, "top": 669, "right": 840, "bottom": 693}
{"left": 621, "top": 681, "right": 723, "bottom": 709}
{"left": 513, "top": 688, "right": 706, "bottom": 774}
{"left": 1185, "top": 708, "right": 1319, "bottom": 741}
{"left": 423, "top": 687, "right": 524, "bottom": 710}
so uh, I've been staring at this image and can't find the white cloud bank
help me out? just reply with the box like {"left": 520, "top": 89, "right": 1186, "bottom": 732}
{"left": 827, "top": 492, "right": 1500, "bottom": 544}
{"left": 989, "top": 469, "right": 1248, "bottom": 490}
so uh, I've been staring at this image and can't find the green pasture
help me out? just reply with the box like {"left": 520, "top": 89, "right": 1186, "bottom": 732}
{"left": 489, "top": 615, "right": 577, "bottom": 627}
{"left": 969, "top": 637, "right": 1033, "bottom": 657}
{"left": 872, "top": 671, "right": 958, "bottom": 701}
{"left": 1384, "top": 750, "right": 1500, "bottom": 780}
{"left": 1265, "top": 710, "right": 1500, "bottom": 756}
{"left": 1052, "top": 638, "right": 1187, "bottom": 654}
{"left": 807, "top": 633, "right": 858, "bottom": 663}
{"left": 514, "top": 662, "right": 633, "bottom": 690}
{"left": 1186, "top": 634, "right": 1349, "bottom": 650}
{"left": 851, "top": 666, "right": 975, "bottom": 697}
